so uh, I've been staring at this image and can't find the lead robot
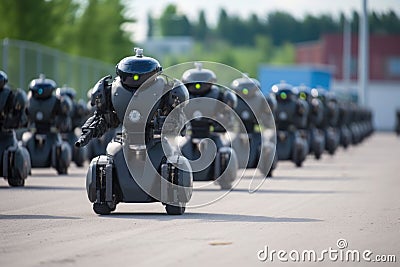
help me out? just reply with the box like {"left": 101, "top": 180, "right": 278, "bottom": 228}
{"left": 179, "top": 63, "right": 238, "bottom": 189}
{"left": 0, "top": 71, "right": 31, "bottom": 186}
{"left": 230, "top": 76, "right": 277, "bottom": 177}
{"left": 23, "top": 74, "right": 72, "bottom": 174}
{"left": 75, "top": 48, "right": 193, "bottom": 215}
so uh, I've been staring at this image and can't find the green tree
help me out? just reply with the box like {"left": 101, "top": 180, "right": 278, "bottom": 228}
{"left": 159, "top": 4, "right": 192, "bottom": 36}
{"left": 266, "top": 11, "right": 300, "bottom": 45}
{"left": 0, "top": 0, "right": 78, "bottom": 46}
{"left": 147, "top": 12, "right": 154, "bottom": 38}
{"left": 194, "top": 10, "right": 208, "bottom": 40}
{"left": 71, "top": 0, "right": 133, "bottom": 63}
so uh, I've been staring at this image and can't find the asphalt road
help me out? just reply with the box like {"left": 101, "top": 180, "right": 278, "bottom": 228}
{"left": 1, "top": 133, "right": 399, "bottom": 266}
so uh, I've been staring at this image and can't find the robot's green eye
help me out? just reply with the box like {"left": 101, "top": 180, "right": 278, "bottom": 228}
{"left": 280, "top": 92, "right": 287, "bottom": 100}
{"left": 133, "top": 74, "right": 139, "bottom": 81}
{"left": 300, "top": 92, "right": 306, "bottom": 100}
{"left": 38, "top": 88, "right": 43, "bottom": 95}
{"left": 242, "top": 88, "right": 249, "bottom": 95}
{"left": 195, "top": 83, "right": 201, "bottom": 89}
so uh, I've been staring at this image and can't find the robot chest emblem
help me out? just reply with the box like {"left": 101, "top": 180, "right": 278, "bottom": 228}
{"left": 128, "top": 109, "right": 141, "bottom": 123}
{"left": 36, "top": 111, "right": 44, "bottom": 121}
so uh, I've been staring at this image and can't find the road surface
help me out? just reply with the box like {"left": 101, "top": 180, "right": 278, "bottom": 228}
{"left": 1, "top": 133, "right": 399, "bottom": 266}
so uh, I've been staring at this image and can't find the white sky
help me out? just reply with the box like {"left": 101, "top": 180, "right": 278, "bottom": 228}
{"left": 124, "top": 0, "right": 400, "bottom": 42}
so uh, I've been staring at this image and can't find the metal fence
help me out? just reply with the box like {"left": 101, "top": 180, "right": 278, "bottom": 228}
{"left": 1, "top": 38, "right": 114, "bottom": 99}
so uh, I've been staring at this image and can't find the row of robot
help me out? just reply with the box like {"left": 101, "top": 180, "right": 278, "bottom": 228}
{"left": 0, "top": 48, "right": 373, "bottom": 215}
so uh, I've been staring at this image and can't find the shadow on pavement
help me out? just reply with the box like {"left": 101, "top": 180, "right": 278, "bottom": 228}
{"left": 271, "top": 176, "right": 357, "bottom": 181}
{"left": 0, "top": 214, "right": 81, "bottom": 220}
{"left": 104, "top": 212, "right": 322, "bottom": 223}
{"left": 0, "top": 185, "right": 84, "bottom": 191}
{"left": 194, "top": 188, "right": 341, "bottom": 194}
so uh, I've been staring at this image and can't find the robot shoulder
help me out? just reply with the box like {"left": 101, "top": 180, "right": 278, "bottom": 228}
{"left": 168, "top": 81, "right": 189, "bottom": 108}
{"left": 222, "top": 88, "right": 238, "bottom": 109}
{"left": 90, "top": 75, "right": 113, "bottom": 112}
{"left": 0, "top": 86, "right": 12, "bottom": 111}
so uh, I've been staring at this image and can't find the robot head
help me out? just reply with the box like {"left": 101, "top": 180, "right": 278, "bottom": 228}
{"left": 313, "top": 87, "right": 327, "bottom": 102}
{"left": 116, "top": 48, "right": 162, "bottom": 90}
{"left": 0, "top": 70, "right": 8, "bottom": 90}
{"left": 295, "top": 84, "right": 311, "bottom": 102}
{"left": 56, "top": 85, "right": 76, "bottom": 100}
{"left": 181, "top": 62, "right": 217, "bottom": 95}
{"left": 271, "top": 81, "right": 296, "bottom": 103}
{"left": 29, "top": 74, "right": 57, "bottom": 99}
{"left": 230, "top": 76, "right": 260, "bottom": 98}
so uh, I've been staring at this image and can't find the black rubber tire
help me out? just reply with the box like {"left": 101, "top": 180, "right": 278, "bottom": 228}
{"left": 165, "top": 204, "right": 185, "bottom": 215}
{"left": 57, "top": 167, "right": 68, "bottom": 175}
{"left": 219, "top": 182, "right": 232, "bottom": 190}
{"left": 8, "top": 178, "right": 25, "bottom": 187}
{"left": 93, "top": 203, "right": 113, "bottom": 215}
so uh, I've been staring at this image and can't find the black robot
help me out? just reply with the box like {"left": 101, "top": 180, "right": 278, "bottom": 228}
{"left": 22, "top": 74, "right": 72, "bottom": 174}
{"left": 348, "top": 102, "right": 362, "bottom": 145}
{"left": 56, "top": 86, "right": 89, "bottom": 166}
{"left": 75, "top": 48, "right": 193, "bottom": 215}
{"left": 296, "top": 86, "right": 325, "bottom": 160}
{"left": 230, "top": 76, "right": 276, "bottom": 177}
{"left": 337, "top": 99, "right": 352, "bottom": 149}
{"left": 272, "top": 81, "right": 308, "bottom": 167}
{"left": 0, "top": 71, "right": 31, "bottom": 187}
{"left": 316, "top": 89, "right": 340, "bottom": 155}
{"left": 179, "top": 63, "right": 239, "bottom": 189}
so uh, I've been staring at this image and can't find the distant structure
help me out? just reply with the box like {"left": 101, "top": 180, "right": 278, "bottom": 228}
{"left": 139, "top": 36, "right": 194, "bottom": 61}
{"left": 295, "top": 34, "right": 400, "bottom": 131}
{"left": 258, "top": 64, "right": 333, "bottom": 94}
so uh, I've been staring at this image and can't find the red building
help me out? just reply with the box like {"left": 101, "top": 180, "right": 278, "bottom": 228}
{"left": 296, "top": 34, "right": 400, "bottom": 81}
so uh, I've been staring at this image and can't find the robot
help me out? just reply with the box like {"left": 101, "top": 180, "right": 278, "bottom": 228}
{"left": 337, "top": 99, "right": 352, "bottom": 149}
{"left": 0, "top": 71, "right": 31, "bottom": 187}
{"left": 316, "top": 89, "right": 340, "bottom": 155}
{"left": 22, "top": 74, "right": 72, "bottom": 174}
{"left": 75, "top": 48, "right": 193, "bottom": 215}
{"left": 230, "top": 76, "right": 276, "bottom": 177}
{"left": 56, "top": 86, "right": 89, "bottom": 166}
{"left": 179, "top": 63, "right": 239, "bottom": 189}
{"left": 349, "top": 102, "right": 362, "bottom": 145}
{"left": 296, "top": 86, "right": 325, "bottom": 160}
{"left": 272, "top": 81, "right": 308, "bottom": 167}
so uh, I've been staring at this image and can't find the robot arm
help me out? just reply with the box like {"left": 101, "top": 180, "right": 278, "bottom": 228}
{"left": 222, "top": 89, "right": 238, "bottom": 109}
{"left": 55, "top": 95, "right": 73, "bottom": 133}
{"left": 75, "top": 111, "right": 108, "bottom": 147}
{"left": 76, "top": 76, "right": 119, "bottom": 147}
{"left": 3, "top": 89, "right": 29, "bottom": 129}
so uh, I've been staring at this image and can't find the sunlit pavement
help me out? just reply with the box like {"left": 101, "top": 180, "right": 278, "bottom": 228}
{"left": 1, "top": 133, "right": 399, "bottom": 266}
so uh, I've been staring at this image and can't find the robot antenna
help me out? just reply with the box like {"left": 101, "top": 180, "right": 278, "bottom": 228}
{"left": 134, "top": 47, "right": 144, "bottom": 57}
{"left": 194, "top": 62, "right": 202, "bottom": 70}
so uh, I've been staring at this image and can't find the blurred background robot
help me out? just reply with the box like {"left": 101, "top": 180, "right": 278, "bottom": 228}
{"left": 272, "top": 81, "right": 309, "bottom": 167}
{"left": 56, "top": 85, "right": 89, "bottom": 166}
{"left": 22, "top": 74, "right": 72, "bottom": 174}
{"left": 296, "top": 85, "right": 325, "bottom": 160}
{"left": 179, "top": 62, "right": 239, "bottom": 189}
{"left": 230, "top": 75, "right": 276, "bottom": 177}
{"left": 0, "top": 70, "right": 31, "bottom": 187}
